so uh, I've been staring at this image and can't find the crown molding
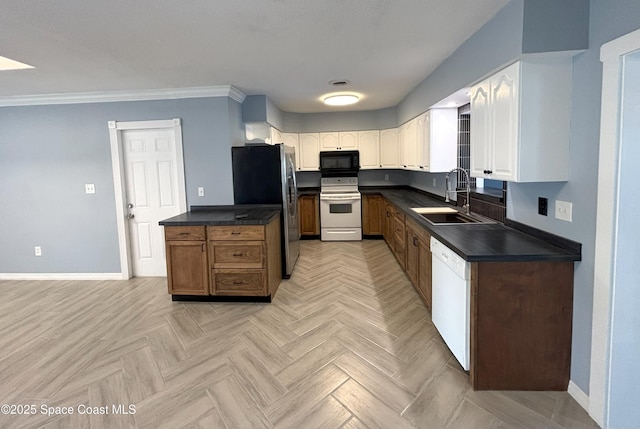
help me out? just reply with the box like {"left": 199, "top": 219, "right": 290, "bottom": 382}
{"left": 0, "top": 85, "right": 246, "bottom": 107}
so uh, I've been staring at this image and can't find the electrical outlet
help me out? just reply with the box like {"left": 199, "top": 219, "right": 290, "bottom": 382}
{"left": 384, "top": 174, "right": 389, "bottom": 181}
{"left": 85, "top": 184, "right": 95, "bottom": 194}
{"left": 555, "top": 200, "right": 573, "bottom": 222}
{"left": 433, "top": 178, "right": 437, "bottom": 187}
{"left": 34, "top": 246, "right": 42, "bottom": 256}
{"left": 197, "top": 187, "right": 205, "bottom": 197}
{"left": 538, "top": 197, "right": 548, "bottom": 216}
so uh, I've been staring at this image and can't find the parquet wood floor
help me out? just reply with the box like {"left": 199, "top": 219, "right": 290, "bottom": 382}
{"left": 0, "top": 240, "right": 599, "bottom": 428}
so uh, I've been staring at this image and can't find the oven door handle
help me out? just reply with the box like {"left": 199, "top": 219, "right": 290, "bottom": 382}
{"left": 320, "top": 195, "right": 361, "bottom": 202}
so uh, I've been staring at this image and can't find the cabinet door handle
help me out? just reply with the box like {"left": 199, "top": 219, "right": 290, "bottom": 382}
{"left": 201, "top": 243, "right": 205, "bottom": 252}
{"left": 413, "top": 236, "right": 418, "bottom": 246}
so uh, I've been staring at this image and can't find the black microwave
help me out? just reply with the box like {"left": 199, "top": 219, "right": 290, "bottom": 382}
{"left": 319, "top": 150, "right": 360, "bottom": 177}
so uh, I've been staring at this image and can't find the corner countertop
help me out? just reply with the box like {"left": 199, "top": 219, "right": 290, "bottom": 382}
{"left": 363, "top": 187, "right": 581, "bottom": 263}
{"left": 159, "top": 205, "right": 280, "bottom": 226}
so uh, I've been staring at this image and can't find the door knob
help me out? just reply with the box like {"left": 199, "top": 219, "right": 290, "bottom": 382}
{"left": 127, "top": 213, "right": 135, "bottom": 220}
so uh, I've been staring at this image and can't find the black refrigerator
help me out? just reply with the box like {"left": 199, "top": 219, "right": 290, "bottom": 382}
{"left": 231, "top": 144, "right": 300, "bottom": 278}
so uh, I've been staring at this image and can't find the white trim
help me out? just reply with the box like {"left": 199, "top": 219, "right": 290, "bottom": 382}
{"left": 568, "top": 380, "right": 590, "bottom": 412}
{"left": 0, "top": 273, "right": 128, "bottom": 281}
{"left": 0, "top": 85, "right": 246, "bottom": 107}
{"left": 591, "top": 27, "right": 640, "bottom": 429}
{"left": 108, "top": 119, "right": 187, "bottom": 279}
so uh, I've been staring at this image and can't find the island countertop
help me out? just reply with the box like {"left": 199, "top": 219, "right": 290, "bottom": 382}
{"left": 159, "top": 205, "right": 280, "bottom": 226}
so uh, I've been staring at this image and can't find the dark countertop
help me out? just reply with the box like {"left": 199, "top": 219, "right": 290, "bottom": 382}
{"left": 366, "top": 187, "right": 581, "bottom": 263}
{"left": 159, "top": 205, "right": 280, "bottom": 226}
{"left": 298, "top": 188, "right": 320, "bottom": 196}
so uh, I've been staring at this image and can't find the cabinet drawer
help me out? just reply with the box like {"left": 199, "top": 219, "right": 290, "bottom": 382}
{"left": 210, "top": 242, "right": 264, "bottom": 268}
{"left": 207, "top": 225, "right": 265, "bottom": 241}
{"left": 164, "top": 226, "right": 206, "bottom": 241}
{"left": 211, "top": 270, "right": 267, "bottom": 295}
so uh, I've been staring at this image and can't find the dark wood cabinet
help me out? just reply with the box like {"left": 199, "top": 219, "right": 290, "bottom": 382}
{"left": 405, "top": 226, "right": 419, "bottom": 286}
{"left": 362, "top": 194, "right": 384, "bottom": 235}
{"left": 298, "top": 194, "right": 320, "bottom": 236}
{"left": 470, "top": 260, "right": 573, "bottom": 390}
{"left": 383, "top": 200, "right": 394, "bottom": 244}
{"left": 405, "top": 217, "right": 432, "bottom": 311}
{"left": 165, "top": 226, "right": 209, "bottom": 296}
{"left": 417, "top": 236, "right": 432, "bottom": 311}
{"left": 208, "top": 220, "right": 281, "bottom": 297}
{"left": 382, "top": 198, "right": 406, "bottom": 270}
{"left": 392, "top": 211, "right": 406, "bottom": 270}
{"left": 164, "top": 218, "right": 282, "bottom": 299}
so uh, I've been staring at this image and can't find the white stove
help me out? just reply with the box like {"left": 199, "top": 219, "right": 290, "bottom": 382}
{"left": 320, "top": 177, "right": 362, "bottom": 241}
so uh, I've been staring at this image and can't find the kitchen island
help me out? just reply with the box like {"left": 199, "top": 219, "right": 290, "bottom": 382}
{"left": 159, "top": 205, "right": 282, "bottom": 302}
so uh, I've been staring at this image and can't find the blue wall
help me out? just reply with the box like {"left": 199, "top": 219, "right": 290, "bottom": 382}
{"left": 507, "top": 0, "right": 640, "bottom": 393}
{"left": 0, "top": 97, "right": 241, "bottom": 273}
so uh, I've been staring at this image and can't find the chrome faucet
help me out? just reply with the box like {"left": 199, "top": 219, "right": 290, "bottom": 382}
{"left": 445, "top": 168, "right": 471, "bottom": 215}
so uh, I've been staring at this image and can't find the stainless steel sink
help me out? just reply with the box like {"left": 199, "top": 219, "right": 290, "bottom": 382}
{"left": 411, "top": 207, "right": 495, "bottom": 225}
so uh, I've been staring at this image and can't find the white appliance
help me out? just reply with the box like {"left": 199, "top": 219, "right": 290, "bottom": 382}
{"left": 431, "top": 236, "right": 471, "bottom": 370}
{"left": 320, "top": 177, "right": 362, "bottom": 241}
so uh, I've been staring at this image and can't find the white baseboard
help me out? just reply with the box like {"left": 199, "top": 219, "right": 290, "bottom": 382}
{"left": 0, "top": 273, "right": 128, "bottom": 281}
{"left": 568, "top": 380, "right": 590, "bottom": 412}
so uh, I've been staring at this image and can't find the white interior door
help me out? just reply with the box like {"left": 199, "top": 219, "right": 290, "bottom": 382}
{"left": 122, "top": 128, "right": 182, "bottom": 276}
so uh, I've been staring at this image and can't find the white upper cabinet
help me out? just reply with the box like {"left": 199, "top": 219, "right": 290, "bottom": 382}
{"left": 404, "top": 119, "right": 418, "bottom": 170}
{"left": 270, "top": 127, "right": 283, "bottom": 144}
{"left": 298, "top": 133, "right": 320, "bottom": 171}
{"left": 320, "top": 131, "right": 358, "bottom": 150}
{"left": 282, "top": 133, "right": 300, "bottom": 170}
{"left": 398, "top": 118, "right": 419, "bottom": 170}
{"left": 470, "top": 81, "right": 491, "bottom": 178}
{"left": 470, "top": 58, "right": 572, "bottom": 182}
{"left": 338, "top": 131, "right": 358, "bottom": 150}
{"left": 417, "top": 109, "right": 458, "bottom": 173}
{"left": 320, "top": 132, "right": 339, "bottom": 150}
{"left": 380, "top": 128, "right": 399, "bottom": 168}
{"left": 358, "top": 130, "right": 380, "bottom": 169}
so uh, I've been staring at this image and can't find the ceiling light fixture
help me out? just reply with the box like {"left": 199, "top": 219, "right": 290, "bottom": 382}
{"left": 323, "top": 94, "right": 360, "bottom": 106}
{"left": 0, "top": 55, "right": 34, "bottom": 71}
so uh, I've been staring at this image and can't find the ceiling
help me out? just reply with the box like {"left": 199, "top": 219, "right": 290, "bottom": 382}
{"left": 0, "top": 0, "right": 509, "bottom": 113}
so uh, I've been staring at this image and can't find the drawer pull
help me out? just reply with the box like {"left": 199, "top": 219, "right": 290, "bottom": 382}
{"left": 231, "top": 231, "right": 241, "bottom": 235}
{"left": 179, "top": 232, "right": 189, "bottom": 235}
{"left": 233, "top": 252, "right": 243, "bottom": 257}
{"left": 233, "top": 280, "right": 244, "bottom": 285}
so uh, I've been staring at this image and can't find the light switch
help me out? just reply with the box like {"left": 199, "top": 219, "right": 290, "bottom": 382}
{"left": 198, "top": 187, "right": 205, "bottom": 197}
{"left": 85, "top": 184, "right": 95, "bottom": 194}
{"left": 555, "top": 200, "right": 572, "bottom": 222}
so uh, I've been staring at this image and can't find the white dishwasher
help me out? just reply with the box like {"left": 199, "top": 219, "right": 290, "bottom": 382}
{"left": 431, "top": 236, "right": 471, "bottom": 371}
